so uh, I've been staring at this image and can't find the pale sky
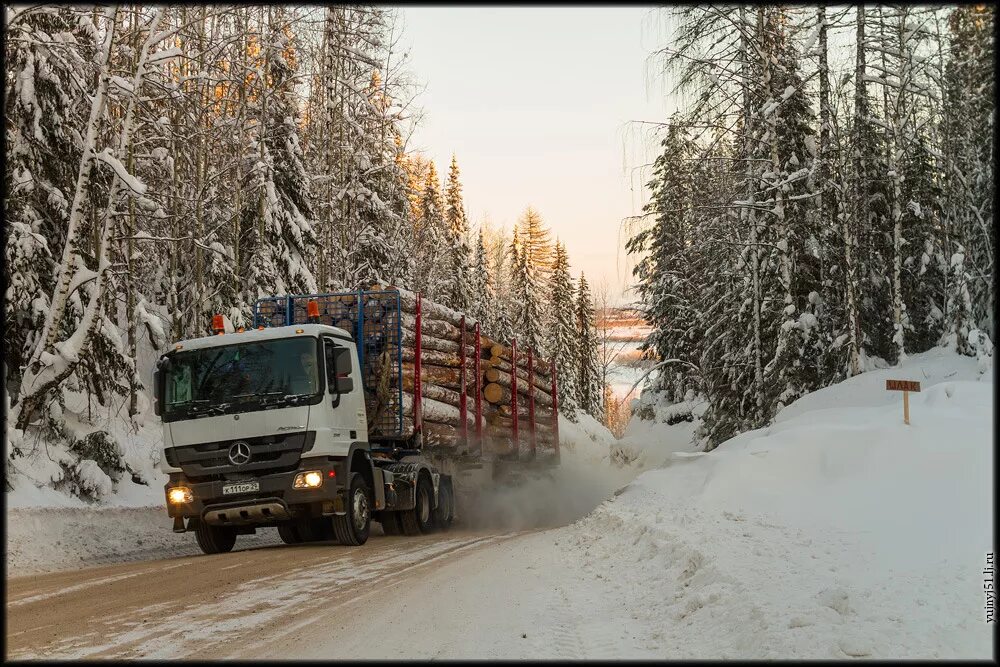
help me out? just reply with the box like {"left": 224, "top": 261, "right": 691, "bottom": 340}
{"left": 399, "top": 6, "right": 675, "bottom": 305}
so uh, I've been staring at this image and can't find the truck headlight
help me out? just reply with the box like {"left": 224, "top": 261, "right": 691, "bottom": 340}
{"left": 293, "top": 471, "right": 324, "bottom": 489}
{"left": 167, "top": 486, "right": 193, "bottom": 504}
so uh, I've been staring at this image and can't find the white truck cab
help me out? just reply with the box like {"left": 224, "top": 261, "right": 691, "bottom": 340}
{"left": 153, "top": 320, "right": 453, "bottom": 555}
{"left": 158, "top": 324, "right": 366, "bottom": 466}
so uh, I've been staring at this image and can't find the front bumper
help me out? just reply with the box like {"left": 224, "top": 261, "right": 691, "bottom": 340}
{"left": 164, "top": 456, "right": 348, "bottom": 524}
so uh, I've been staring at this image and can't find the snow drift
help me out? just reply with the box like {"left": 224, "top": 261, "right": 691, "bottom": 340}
{"left": 568, "top": 348, "right": 993, "bottom": 658}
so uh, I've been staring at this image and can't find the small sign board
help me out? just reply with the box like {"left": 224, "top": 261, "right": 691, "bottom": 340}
{"left": 886, "top": 379, "right": 921, "bottom": 392}
{"left": 886, "top": 379, "right": 920, "bottom": 425}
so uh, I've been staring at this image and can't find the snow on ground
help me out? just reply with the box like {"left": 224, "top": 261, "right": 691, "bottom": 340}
{"left": 310, "top": 348, "right": 993, "bottom": 659}
{"left": 519, "top": 348, "right": 993, "bottom": 658}
{"left": 6, "top": 507, "right": 282, "bottom": 576}
{"left": 6, "top": 388, "right": 167, "bottom": 510}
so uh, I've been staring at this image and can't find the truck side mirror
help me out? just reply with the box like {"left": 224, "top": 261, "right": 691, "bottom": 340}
{"left": 325, "top": 345, "right": 354, "bottom": 395}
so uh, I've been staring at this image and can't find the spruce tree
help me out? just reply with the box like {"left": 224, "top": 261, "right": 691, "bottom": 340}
{"left": 942, "top": 4, "right": 994, "bottom": 352}
{"left": 236, "top": 7, "right": 318, "bottom": 321}
{"left": 413, "top": 161, "right": 447, "bottom": 300}
{"left": 625, "top": 118, "right": 700, "bottom": 402}
{"left": 546, "top": 241, "right": 579, "bottom": 418}
{"left": 510, "top": 227, "right": 544, "bottom": 355}
{"left": 468, "top": 227, "right": 489, "bottom": 324}
{"left": 443, "top": 155, "right": 471, "bottom": 311}
{"left": 575, "top": 273, "right": 602, "bottom": 421}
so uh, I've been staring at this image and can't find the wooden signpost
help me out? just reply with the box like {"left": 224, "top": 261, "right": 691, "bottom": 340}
{"left": 886, "top": 379, "right": 921, "bottom": 425}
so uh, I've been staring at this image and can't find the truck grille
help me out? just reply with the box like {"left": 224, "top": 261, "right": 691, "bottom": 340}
{"left": 165, "top": 431, "right": 315, "bottom": 481}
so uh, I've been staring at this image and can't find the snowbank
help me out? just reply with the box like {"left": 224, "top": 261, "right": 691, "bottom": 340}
{"left": 570, "top": 348, "right": 993, "bottom": 658}
{"left": 608, "top": 392, "right": 705, "bottom": 469}
{"left": 6, "top": 507, "right": 280, "bottom": 576}
{"left": 6, "top": 389, "right": 166, "bottom": 510}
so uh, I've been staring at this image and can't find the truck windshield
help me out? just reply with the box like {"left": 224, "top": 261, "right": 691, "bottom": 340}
{"left": 163, "top": 336, "right": 320, "bottom": 422}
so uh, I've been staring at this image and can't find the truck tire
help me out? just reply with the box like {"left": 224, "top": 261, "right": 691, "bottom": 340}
{"left": 433, "top": 481, "right": 454, "bottom": 531}
{"left": 378, "top": 511, "right": 403, "bottom": 536}
{"left": 278, "top": 522, "right": 303, "bottom": 545}
{"left": 401, "top": 474, "right": 434, "bottom": 536}
{"left": 195, "top": 521, "right": 237, "bottom": 555}
{"left": 333, "top": 473, "right": 371, "bottom": 546}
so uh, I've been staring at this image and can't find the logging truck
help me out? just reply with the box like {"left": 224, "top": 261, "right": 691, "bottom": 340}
{"left": 153, "top": 288, "right": 560, "bottom": 555}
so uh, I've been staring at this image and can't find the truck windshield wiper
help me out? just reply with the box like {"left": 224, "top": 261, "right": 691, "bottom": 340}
{"left": 260, "top": 393, "right": 314, "bottom": 408}
{"left": 187, "top": 402, "right": 230, "bottom": 417}
{"left": 231, "top": 391, "right": 284, "bottom": 404}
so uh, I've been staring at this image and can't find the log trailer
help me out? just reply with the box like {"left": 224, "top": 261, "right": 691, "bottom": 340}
{"left": 153, "top": 288, "right": 560, "bottom": 554}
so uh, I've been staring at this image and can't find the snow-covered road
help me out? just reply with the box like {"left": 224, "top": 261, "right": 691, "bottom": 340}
{"left": 5, "top": 529, "right": 533, "bottom": 660}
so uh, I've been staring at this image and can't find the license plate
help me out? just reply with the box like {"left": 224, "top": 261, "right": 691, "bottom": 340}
{"left": 222, "top": 481, "right": 259, "bottom": 496}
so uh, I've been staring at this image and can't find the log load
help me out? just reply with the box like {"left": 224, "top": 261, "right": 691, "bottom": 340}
{"left": 482, "top": 380, "right": 554, "bottom": 408}
{"left": 497, "top": 404, "right": 557, "bottom": 421}
{"left": 488, "top": 343, "right": 553, "bottom": 377}
{"left": 342, "top": 286, "right": 561, "bottom": 454}
{"left": 401, "top": 375, "right": 465, "bottom": 407}
{"left": 401, "top": 347, "right": 478, "bottom": 369}
{"left": 487, "top": 412, "right": 556, "bottom": 432}
{"left": 400, "top": 312, "right": 464, "bottom": 342}
{"left": 402, "top": 328, "right": 458, "bottom": 354}
{"left": 483, "top": 365, "right": 551, "bottom": 395}
{"left": 393, "top": 287, "right": 478, "bottom": 332}
{"left": 401, "top": 363, "right": 468, "bottom": 392}
{"left": 401, "top": 394, "right": 475, "bottom": 428}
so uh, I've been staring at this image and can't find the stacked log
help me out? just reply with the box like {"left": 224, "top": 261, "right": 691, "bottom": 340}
{"left": 364, "top": 286, "right": 557, "bottom": 456}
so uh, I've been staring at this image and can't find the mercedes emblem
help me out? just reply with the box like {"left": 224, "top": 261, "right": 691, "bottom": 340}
{"left": 228, "top": 441, "right": 251, "bottom": 465}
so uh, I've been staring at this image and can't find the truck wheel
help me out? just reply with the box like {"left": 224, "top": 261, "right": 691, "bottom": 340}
{"left": 333, "top": 473, "right": 371, "bottom": 546}
{"left": 401, "top": 475, "right": 434, "bottom": 535}
{"left": 433, "top": 481, "right": 454, "bottom": 531}
{"left": 195, "top": 521, "right": 237, "bottom": 555}
{"left": 278, "top": 522, "right": 303, "bottom": 545}
{"left": 378, "top": 511, "right": 403, "bottom": 536}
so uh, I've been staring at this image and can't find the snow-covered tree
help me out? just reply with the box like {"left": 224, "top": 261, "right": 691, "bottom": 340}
{"left": 509, "top": 226, "right": 544, "bottom": 355}
{"left": 235, "top": 6, "right": 318, "bottom": 320}
{"left": 574, "top": 273, "right": 602, "bottom": 421}
{"left": 468, "top": 226, "right": 489, "bottom": 324}
{"left": 308, "top": 6, "right": 412, "bottom": 292}
{"left": 442, "top": 154, "right": 471, "bottom": 311}
{"left": 412, "top": 160, "right": 448, "bottom": 299}
{"left": 545, "top": 241, "right": 579, "bottom": 417}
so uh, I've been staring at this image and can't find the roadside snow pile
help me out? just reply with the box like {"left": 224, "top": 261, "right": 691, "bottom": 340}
{"left": 610, "top": 391, "right": 706, "bottom": 469}
{"left": 558, "top": 411, "right": 617, "bottom": 465}
{"left": 570, "top": 348, "right": 993, "bottom": 658}
{"left": 6, "top": 388, "right": 166, "bottom": 510}
{"left": 6, "top": 507, "right": 281, "bottom": 576}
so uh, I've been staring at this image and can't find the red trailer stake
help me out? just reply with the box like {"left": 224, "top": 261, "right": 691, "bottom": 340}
{"left": 550, "top": 361, "right": 560, "bottom": 455}
{"left": 414, "top": 293, "right": 423, "bottom": 439}
{"left": 511, "top": 338, "right": 519, "bottom": 455}
{"left": 474, "top": 322, "right": 483, "bottom": 455}
{"left": 527, "top": 348, "right": 536, "bottom": 458}
{"left": 459, "top": 316, "right": 467, "bottom": 445}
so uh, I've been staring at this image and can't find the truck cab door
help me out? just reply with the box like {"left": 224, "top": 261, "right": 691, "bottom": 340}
{"left": 323, "top": 337, "right": 368, "bottom": 443}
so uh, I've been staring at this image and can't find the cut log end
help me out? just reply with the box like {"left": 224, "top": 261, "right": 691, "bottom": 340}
{"left": 483, "top": 382, "right": 505, "bottom": 404}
